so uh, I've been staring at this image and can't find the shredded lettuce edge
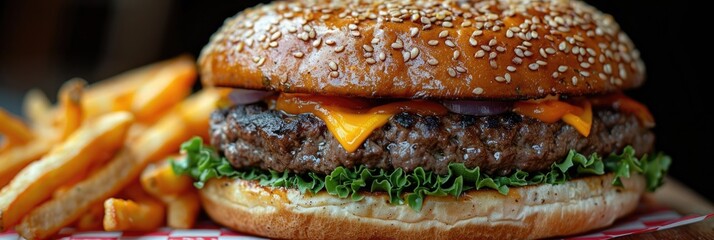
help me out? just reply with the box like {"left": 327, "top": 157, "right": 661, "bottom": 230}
{"left": 172, "top": 137, "right": 671, "bottom": 211}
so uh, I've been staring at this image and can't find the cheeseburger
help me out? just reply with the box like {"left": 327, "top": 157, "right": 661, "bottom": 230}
{"left": 174, "top": 0, "right": 671, "bottom": 239}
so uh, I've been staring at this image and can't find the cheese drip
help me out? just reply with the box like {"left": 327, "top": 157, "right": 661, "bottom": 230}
{"left": 276, "top": 94, "right": 447, "bottom": 152}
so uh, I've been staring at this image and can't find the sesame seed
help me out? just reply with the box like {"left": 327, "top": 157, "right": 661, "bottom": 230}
{"left": 379, "top": 52, "right": 386, "bottom": 61}
{"left": 371, "top": 38, "right": 379, "bottom": 44}
{"left": 559, "top": 41, "right": 567, "bottom": 51}
{"left": 580, "top": 71, "right": 590, "bottom": 77}
{"left": 490, "top": 60, "right": 498, "bottom": 69}
{"left": 552, "top": 72, "right": 559, "bottom": 79}
{"left": 442, "top": 21, "right": 453, "bottom": 28}
{"left": 420, "top": 16, "right": 431, "bottom": 25}
{"left": 472, "top": 87, "right": 484, "bottom": 95}
{"left": 496, "top": 46, "right": 506, "bottom": 52}
{"left": 447, "top": 68, "right": 457, "bottom": 77}
{"left": 572, "top": 76, "right": 579, "bottom": 85}
{"left": 528, "top": 63, "right": 539, "bottom": 70}
{"left": 461, "top": 20, "right": 472, "bottom": 27}
{"left": 326, "top": 39, "right": 336, "bottom": 45}
{"left": 269, "top": 41, "right": 278, "bottom": 48}
{"left": 256, "top": 57, "right": 266, "bottom": 66}
{"left": 473, "top": 30, "right": 483, "bottom": 36}
{"left": 536, "top": 60, "right": 547, "bottom": 66}
{"left": 292, "top": 52, "right": 304, "bottom": 58}
{"left": 558, "top": 65, "right": 568, "bottom": 72}
{"left": 410, "top": 48, "right": 419, "bottom": 59}
{"left": 545, "top": 48, "right": 556, "bottom": 54}
{"left": 540, "top": 48, "right": 547, "bottom": 58}
{"left": 366, "top": 58, "right": 376, "bottom": 64}
{"left": 512, "top": 57, "right": 523, "bottom": 64}
{"left": 330, "top": 71, "right": 339, "bottom": 78}
{"left": 428, "top": 58, "right": 439, "bottom": 65}
{"left": 475, "top": 50, "right": 486, "bottom": 58}
{"left": 252, "top": 56, "right": 260, "bottom": 63}
{"left": 495, "top": 76, "right": 506, "bottom": 82}
{"left": 402, "top": 51, "right": 411, "bottom": 61}
{"left": 363, "top": 45, "right": 373, "bottom": 52}
{"left": 469, "top": 38, "right": 478, "bottom": 46}
{"left": 506, "top": 30, "right": 514, "bottom": 38}
{"left": 504, "top": 73, "right": 512, "bottom": 82}
{"left": 453, "top": 50, "right": 460, "bottom": 60}
{"left": 439, "top": 30, "right": 449, "bottom": 38}
{"left": 391, "top": 40, "right": 403, "bottom": 49}
{"left": 270, "top": 31, "right": 282, "bottom": 41}
{"left": 480, "top": 45, "right": 491, "bottom": 51}
{"left": 288, "top": 27, "right": 297, "bottom": 33}
{"left": 515, "top": 48, "right": 524, "bottom": 57}
{"left": 524, "top": 50, "right": 533, "bottom": 57}
{"left": 604, "top": 64, "right": 612, "bottom": 74}
{"left": 445, "top": 40, "right": 455, "bottom": 48}
{"left": 428, "top": 40, "right": 439, "bottom": 46}
{"left": 488, "top": 39, "right": 497, "bottom": 46}
{"left": 312, "top": 38, "right": 322, "bottom": 47}
{"left": 489, "top": 52, "right": 497, "bottom": 59}
{"left": 580, "top": 62, "right": 591, "bottom": 68}
{"left": 348, "top": 24, "right": 358, "bottom": 30}
{"left": 328, "top": 61, "right": 338, "bottom": 71}
{"left": 410, "top": 27, "right": 419, "bottom": 37}
{"left": 350, "top": 31, "right": 360, "bottom": 37}
{"left": 455, "top": 66, "right": 466, "bottom": 73}
{"left": 334, "top": 45, "right": 345, "bottom": 53}
{"left": 599, "top": 73, "right": 607, "bottom": 80}
{"left": 507, "top": 66, "right": 516, "bottom": 72}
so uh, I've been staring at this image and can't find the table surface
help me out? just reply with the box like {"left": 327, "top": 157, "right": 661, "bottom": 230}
{"left": 620, "top": 177, "right": 714, "bottom": 239}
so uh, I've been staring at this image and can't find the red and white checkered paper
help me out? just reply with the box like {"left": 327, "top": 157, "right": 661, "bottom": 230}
{"left": 2, "top": 206, "right": 712, "bottom": 240}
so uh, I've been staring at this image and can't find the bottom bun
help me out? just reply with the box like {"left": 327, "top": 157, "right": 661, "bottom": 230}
{"left": 200, "top": 173, "right": 645, "bottom": 240}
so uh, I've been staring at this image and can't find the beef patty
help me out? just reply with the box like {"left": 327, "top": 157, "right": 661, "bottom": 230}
{"left": 210, "top": 103, "right": 654, "bottom": 175}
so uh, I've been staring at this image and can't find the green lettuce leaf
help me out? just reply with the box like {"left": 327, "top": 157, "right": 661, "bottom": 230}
{"left": 172, "top": 137, "right": 671, "bottom": 211}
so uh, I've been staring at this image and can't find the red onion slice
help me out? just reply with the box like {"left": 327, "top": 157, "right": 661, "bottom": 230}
{"left": 442, "top": 101, "right": 512, "bottom": 116}
{"left": 228, "top": 89, "right": 272, "bottom": 105}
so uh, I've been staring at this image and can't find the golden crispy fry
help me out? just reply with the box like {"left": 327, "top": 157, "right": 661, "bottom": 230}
{"left": 16, "top": 89, "right": 223, "bottom": 239}
{"left": 140, "top": 156, "right": 193, "bottom": 197}
{"left": 22, "top": 89, "right": 52, "bottom": 130}
{"left": 103, "top": 184, "right": 165, "bottom": 231}
{"left": 0, "top": 139, "right": 53, "bottom": 188}
{"left": 166, "top": 191, "right": 200, "bottom": 229}
{"left": 103, "top": 198, "right": 164, "bottom": 231}
{"left": 0, "top": 107, "right": 34, "bottom": 144}
{"left": 131, "top": 56, "right": 196, "bottom": 123}
{"left": 76, "top": 203, "right": 104, "bottom": 231}
{"left": 82, "top": 58, "right": 169, "bottom": 119}
{"left": 57, "top": 79, "right": 85, "bottom": 140}
{"left": 0, "top": 112, "right": 133, "bottom": 230}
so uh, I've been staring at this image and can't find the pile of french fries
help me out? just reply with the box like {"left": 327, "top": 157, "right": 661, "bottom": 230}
{"left": 0, "top": 56, "right": 228, "bottom": 239}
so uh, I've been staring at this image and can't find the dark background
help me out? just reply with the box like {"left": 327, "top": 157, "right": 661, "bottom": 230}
{"left": 1, "top": 1, "right": 709, "bottom": 200}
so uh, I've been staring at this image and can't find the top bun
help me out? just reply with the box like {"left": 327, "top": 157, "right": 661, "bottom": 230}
{"left": 199, "top": 0, "right": 645, "bottom": 100}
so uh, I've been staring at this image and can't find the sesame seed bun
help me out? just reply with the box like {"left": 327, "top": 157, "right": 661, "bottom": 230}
{"left": 199, "top": 0, "right": 645, "bottom": 100}
{"left": 199, "top": 173, "right": 645, "bottom": 240}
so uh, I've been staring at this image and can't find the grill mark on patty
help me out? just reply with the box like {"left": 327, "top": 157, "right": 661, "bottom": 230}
{"left": 211, "top": 103, "right": 654, "bottom": 176}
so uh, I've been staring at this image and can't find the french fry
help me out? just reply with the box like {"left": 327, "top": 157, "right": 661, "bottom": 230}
{"left": 0, "top": 107, "right": 34, "bottom": 144}
{"left": 17, "top": 89, "right": 223, "bottom": 239}
{"left": 0, "top": 112, "right": 134, "bottom": 230}
{"left": 104, "top": 184, "right": 165, "bottom": 231}
{"left": 131, "top": 56, "right": 196, "bottom": 123}
{"left": 0, "top": 139, "right": 53, "bottom": 188}
{"left": 140, "top": 156, "right": 199, "bottom": 229}
{"left": 166, "top": 191, "right": 200, "bottom": 229}
{"left": 58, "top": 79, "right": 85, "bottom": 140}
{"left": 22, "top": 89, "right": 52, "bottom": 129}
{"left": 76, "top": 203, "right": 104, "bottom": 231}
{"left": 82, "top": 58, "right": 167, "bottom": 119}
{"left": 140, "top": 156, "right": 193, "bottom": 197}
